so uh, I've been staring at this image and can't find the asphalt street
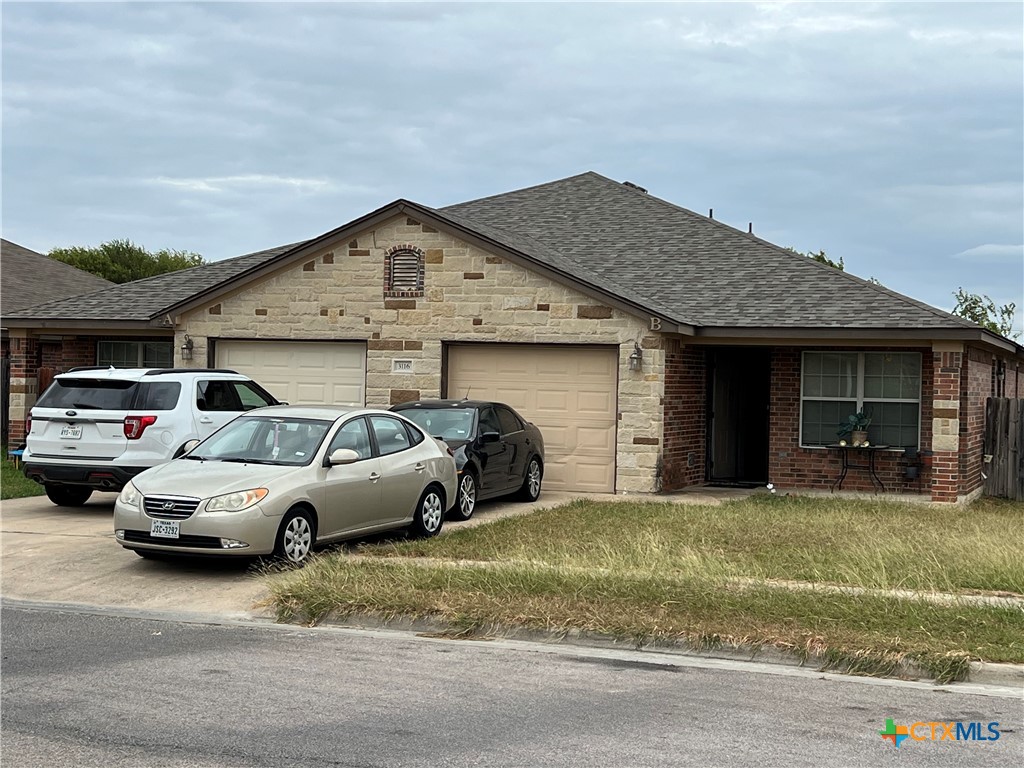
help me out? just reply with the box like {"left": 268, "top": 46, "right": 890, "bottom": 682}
{"left": 2, "top": 603, "right": 1021, "bottom": 767}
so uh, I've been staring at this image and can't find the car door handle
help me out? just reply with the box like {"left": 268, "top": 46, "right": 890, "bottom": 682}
{"left": 369, "top": 472, "right": 381, "bottom": 482}
{"left": 414, "top": 463, "right": 425, "bottom": 472}
{"left": 199, "top": 418, "right": 213, "bottom": 424}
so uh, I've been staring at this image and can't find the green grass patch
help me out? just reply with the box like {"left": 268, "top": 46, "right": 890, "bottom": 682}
{"left": 1, "top": 452, "right": 43, "bottom": 500}
{"left": 377, "top": 495, "right": 1024, "bottom": 594}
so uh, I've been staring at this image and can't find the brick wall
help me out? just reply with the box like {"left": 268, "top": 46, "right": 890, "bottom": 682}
{"left": 768, "top": 347, "right": 933, "bottom": 494}
{"left": 661, "top": 342, "right": 705, "bottom": 490}
{"left": 960, "top": 348, "right": 993, "bottom": 496}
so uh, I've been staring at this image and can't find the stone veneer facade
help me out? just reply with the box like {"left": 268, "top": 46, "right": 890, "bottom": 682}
{"left": 176, "top": 215, "right": 665, "bottom": 493}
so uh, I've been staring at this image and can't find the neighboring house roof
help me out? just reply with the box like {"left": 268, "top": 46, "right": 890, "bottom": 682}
{"left": 1, "top": 173, "right": 1016, "bottom": 354}
{"left": 0, "top": 239, "right": 114, "bottom": 315}
{"left": 1, "top": 241, "right": 306, "bottom": 323}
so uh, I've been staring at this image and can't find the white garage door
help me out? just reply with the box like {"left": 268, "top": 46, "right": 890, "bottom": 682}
{"left": 216, "top": 340, "right": 365, "bottom": 406}
{"left": 447, "top": 345, "right": 618, "bottom": 493}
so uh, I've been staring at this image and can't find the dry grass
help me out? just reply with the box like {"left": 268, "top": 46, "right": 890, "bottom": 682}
{"left": 268, "top": 495, "right": 1024, "bottom": 677}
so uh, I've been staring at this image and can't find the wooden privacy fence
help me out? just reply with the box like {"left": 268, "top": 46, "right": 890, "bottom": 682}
{"left": 983, "top": 397, "right": 1023, "bottom": 500}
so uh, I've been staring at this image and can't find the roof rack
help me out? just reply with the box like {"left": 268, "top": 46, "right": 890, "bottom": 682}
{"left": 143, "top": 368, "right": 240, "bottom": 376}
{"left": 67, "top": 365, "right": 119, "bottom": 373}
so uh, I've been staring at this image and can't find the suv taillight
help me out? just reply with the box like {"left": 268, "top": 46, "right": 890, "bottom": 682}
{"left": 124, "top": 415, "right": 157, "bottom": 439}
{"left": 25, "top": 416, "right": 32, "bottom": 435}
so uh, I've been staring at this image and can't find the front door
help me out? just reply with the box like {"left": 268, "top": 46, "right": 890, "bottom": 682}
{"left": 707, "top": 348, "right": 770, "bottom": 485}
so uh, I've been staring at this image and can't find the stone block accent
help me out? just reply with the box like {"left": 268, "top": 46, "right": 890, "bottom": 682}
{"left": 632, "top": 437, "right": 659, "bottom": 445}
{"left": 368, "top": 339, "right": 404, "bottom": 350}
{"left": 422, "top": 225, "right": 437, "bottom": 233}
{"left": 472, "top": 318, "right": 483, "bottom": 326}
{"left": 322, "top": 253, "right": 334, "bottom": 264}
{"left": 464, "top": 272, "right": 485, "bottom": 280}
{"left": 537, "top": 304, "right": 550, "bottom": 311}
{"left": 319, "top": 309, "right": 329, "bottom": 316}
{"left": 577, "top": 305, "right": 613, "bottom": 319}
{"left": 404, "top": 341, "right": 423, "bottom": 350}
{"left": 255, "top": 308, "right": 268, "bottom": 316}
{"left": 350, "top": 249, "right": 370, "bottom": 257}
{"left": 385, "top": 299, "right": 417, "bottom": 310}
{"left": 425, "top": 249, "right": 444, "bottom": 264}
{"left": 303, "top": 261, "right": 315, "bottom": 271}
{"left": 485, "top": 256, "right": 503, "bottom": 264}
{"left": 390, "top": 389, "right": 420, "bottom": 405}
{"left": 209, "top": 304, "right": 222, "bottom": 315}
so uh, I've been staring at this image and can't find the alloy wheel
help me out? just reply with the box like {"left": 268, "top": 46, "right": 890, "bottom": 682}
{"left": 282, "top": 515, "right": 313, "bottom": 563}
{"left": 458, "top": 474, "right": 477, "bottom": 518}
{"left": 527, "top": 460, "right": 541, "bottom": 498}
{"left": 421, "top": 491, "right": 443, "bottom": 533}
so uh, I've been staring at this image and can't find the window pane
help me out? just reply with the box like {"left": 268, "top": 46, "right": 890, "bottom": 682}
{"left": 865, "top": 401, "right": 919, "bottom": 448}
{"left": 328, "top": 418, "right": 372, "bottom": 460}
{"left": 497, "top": 407, "right": 521, "bottom": 435}
{"left": 97, "top": 341, "right": 138, "bottom": 368}
{"left": 803, "top": 353, "right": 857, "bottom": 399}
{"left": 142, "top": 342, "right": 173, "bottom": 368}
{"left": 801, "top": 400, "right": 857, "bottom": 445}
{"left": 136, "top": 382, "right": 181, "bottom": 410}
{"left": 863, "top": 352, "right": 921, "bottom": 401}
{"left": 369, "top": 415, "right": 411, "bottom": 456}
{"left": 197, "top": 380, "right": 242, "bottom": 411}
{"left": 233, "top": 382, "right": 275, "bottom": 410}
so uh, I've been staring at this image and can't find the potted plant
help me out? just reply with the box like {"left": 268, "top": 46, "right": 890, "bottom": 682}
{"left": 838, "top": 409, "right": 872, "bottom": 447}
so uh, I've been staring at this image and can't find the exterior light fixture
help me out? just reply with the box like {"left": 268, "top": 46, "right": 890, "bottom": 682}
{"left": 629, "top": 342, "right": 643, "bottom": 371}
{"left": 181, "top": 334, "right": 194, "bottom": 361}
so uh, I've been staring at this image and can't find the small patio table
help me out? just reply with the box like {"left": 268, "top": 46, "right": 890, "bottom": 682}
{"left": 828, "top": 444, "right": 891, "bottom": 493}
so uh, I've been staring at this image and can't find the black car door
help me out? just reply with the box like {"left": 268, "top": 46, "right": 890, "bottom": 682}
{"left": 476, "top": 406, "right": 512, "bottom": 493}
{"left": 495, "top": 405, "right": 529, "bottom": 489}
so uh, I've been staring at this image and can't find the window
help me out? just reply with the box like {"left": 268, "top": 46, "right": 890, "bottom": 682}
{"left": 801, "top": 352, "right": 921, "bottom": 448}
{"left": 385, "top": 247, "right": 425, "bottom": 297}
{"left": 496, "top": 406, "right": 522, "bottom": 436}
{"left": 135, "top": 382, "right": 181, "bottom": 410}
{"left": 197, "top": 381, "right": 276, "bottom": 412}
{"left": 369, "top": 415, "right": 412, "bottom": 456}
{"left": 97, "top": 341, "right": 173, "bottom": 368}
{"left": 478, "top": 407, "right": 502, "bottom": 436}
{"left": 327, "top": 418, "right": 373, "bottom": 460}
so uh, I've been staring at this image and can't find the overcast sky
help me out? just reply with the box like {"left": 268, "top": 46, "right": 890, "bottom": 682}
{"left": 3, "top": 1, "right": 1022, "bottom": 332}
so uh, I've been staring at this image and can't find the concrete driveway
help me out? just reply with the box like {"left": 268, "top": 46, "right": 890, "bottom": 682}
{"left": 0, "top": 489, "right": 614, "bottom": 619}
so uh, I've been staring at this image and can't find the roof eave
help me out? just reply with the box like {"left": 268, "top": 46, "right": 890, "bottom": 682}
{"left": 1, "top": 318, "right": 160, "bottom": 331}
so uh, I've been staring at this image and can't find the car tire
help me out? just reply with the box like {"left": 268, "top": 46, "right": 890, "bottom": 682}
{"left": 410, "top": 486, "right": 445, "bottom": 538}
{"left": 44, "top": 484, "right": 93, "bottom": 507}
{"left": 517, "top": 457, "right": 543, "bottom": 502}
{"left": 450, "top": 471, "right": 477, "bottom": 521}
{"left": 274, "top": 509, "right": 316, "bottom": 565}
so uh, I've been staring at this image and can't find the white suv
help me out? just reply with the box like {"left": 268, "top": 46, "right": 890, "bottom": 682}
{"left": 23, "top": 367, "right": 279, "bottom": 506}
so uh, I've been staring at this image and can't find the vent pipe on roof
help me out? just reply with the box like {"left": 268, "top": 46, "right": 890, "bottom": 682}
{"left": 709, "top": 208, "right": 713, "bottom": 219}
{"left": 748, "top": 222, "right": 753, "bottom": 234}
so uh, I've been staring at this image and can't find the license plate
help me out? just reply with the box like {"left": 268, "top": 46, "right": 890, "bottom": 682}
{"left": 150, "top": 519, "right": 180, "bottom": 539}
{"left": 60, "top": 425, "right": 83, "bottom": 440}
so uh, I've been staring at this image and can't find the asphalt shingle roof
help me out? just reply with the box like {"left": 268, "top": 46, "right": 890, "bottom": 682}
{"left": 441, "top": 172, "right": 978, "bottom": 330}
{"left": 1, "top": 239, "right": 114, "bottom": 314}
{"left": 2, "top": 241, "right": 306, "bottom": 322}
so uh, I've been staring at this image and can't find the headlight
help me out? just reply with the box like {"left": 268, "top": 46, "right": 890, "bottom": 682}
{"left": 118, "top": 481, "right": 141, "bottom": 509}
{"left": 206, "top": 488, "right": 269, "bottom": 512}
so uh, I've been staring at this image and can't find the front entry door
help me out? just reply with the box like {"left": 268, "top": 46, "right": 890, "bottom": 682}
{"left": 707, "top": 348, "right": 770, "bottom": 485}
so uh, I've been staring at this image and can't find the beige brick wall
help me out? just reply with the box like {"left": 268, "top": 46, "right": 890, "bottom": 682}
{"left": 179, "top": 216, "right": 665, "bottom": 493}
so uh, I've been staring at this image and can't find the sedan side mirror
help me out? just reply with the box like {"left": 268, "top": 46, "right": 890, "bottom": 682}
{"left": 326, "top": 448, "right": 360, "bottom": 466}
{"left": 182, "top": 439, "right": 201, "bottom": 454}
{"left": 480, "top": 431, "right": 501, "bottom": 444}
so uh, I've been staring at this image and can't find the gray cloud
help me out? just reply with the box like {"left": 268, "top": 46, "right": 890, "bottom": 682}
{"left": 2, "top": 1, "right": 1021, "bottom": 331}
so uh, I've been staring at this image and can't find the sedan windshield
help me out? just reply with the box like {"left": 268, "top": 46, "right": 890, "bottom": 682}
{"left": 400, "top": 408, "right": 475, "bottom": 441}
{"left": 188, "top": 416, "right": 331, "bottom": 466}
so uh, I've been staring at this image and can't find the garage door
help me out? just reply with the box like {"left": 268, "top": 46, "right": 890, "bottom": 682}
{"left": 216, "top": 340, "right": 365, "bottom": 406}
{"left": 447, "top": 345, "right": 617, "bottom": 493}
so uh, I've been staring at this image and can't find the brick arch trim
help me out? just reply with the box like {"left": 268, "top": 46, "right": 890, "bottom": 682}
{"left": 384, "top": 244, "right": 425, "bottom": 298}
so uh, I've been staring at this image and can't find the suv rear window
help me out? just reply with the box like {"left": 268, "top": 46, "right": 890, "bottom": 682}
{"left": 35, "top": 379, "right": 182, "bottom": 411}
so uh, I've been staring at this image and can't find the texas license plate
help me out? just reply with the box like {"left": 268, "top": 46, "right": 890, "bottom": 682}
{"left": 150, "top": 519, "right": 180, "bottom": 539}
{"left": 59, "top": 425, "right": 83, "bottom": 440}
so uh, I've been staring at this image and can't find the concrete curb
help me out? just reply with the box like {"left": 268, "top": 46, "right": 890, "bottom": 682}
{"left": 309, "top": 611, "right": 1024, "bottom": 689}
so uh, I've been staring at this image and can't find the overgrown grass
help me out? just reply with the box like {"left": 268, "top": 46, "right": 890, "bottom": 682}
{"left": 1, "top": 452, "right": 43, "bottom": 500}
{"left": 376, "top": 495, "right": 1024, "bottom": 594}
{"left": 270, "top": 557, "right": 1024, "bottom": 672}
{"left": 268, "top": 496, "right": 1024, "bottom": 676}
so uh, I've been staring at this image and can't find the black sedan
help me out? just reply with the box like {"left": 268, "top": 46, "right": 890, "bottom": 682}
{"left": 390, "top": 400, "right": 545, "bottom": 520}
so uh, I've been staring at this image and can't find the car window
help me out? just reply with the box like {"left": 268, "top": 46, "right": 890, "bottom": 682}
{"left": 478, "top": 407, "right": 501, "bottom": 436}
{"left": 404, "top": 421, "right": 425, "bottom": 446}
{"left": 369, "top": 415, "right": 412, "bottom": 456}
{"left": 398, "top": 408, "right": 474, "bottom": 441}
{"left": 197, "top": 380, "right": 243, "bottom": 412}
{"left": 496, "top": 406, "right": 522, "bottom": 435}
{"left": 234, "top": 381, "right": 276, "bottom": 410}
{"left": 194, "top": 416, "right": 330, "bottom": 465}
{"left": 327, "top": 418, "right": 373, "bottom": 460}
{"left": 35, "top": 378, "right": 137, "bottom": 410}
{"left": 135, "top": 382, "right": 181, "bottom": 411}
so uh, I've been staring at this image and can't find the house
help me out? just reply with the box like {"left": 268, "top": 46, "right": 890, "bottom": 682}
{"left": 3, "top": 173, "right": 1021, "bottom": 502}
{"left": 1, "top": 239, "right": 115, "bottom": 437}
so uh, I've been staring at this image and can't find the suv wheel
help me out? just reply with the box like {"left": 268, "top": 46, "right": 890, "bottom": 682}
{"left": 45, "top": 484, "right": 93, "bottom": 507}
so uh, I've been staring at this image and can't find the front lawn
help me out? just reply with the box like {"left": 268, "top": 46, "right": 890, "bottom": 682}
{"left": 269, "top": 496, "right": 1024, "bottom": 678}
{"left": 1, "top": 452, "right": 43, "bottom": 500}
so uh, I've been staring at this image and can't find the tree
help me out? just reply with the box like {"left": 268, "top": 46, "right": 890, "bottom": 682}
{"left": 48, "top": 239, "right": 204, "bottom": 284}
{"left": 952, "top": 288, "right": 1019, "bottom": 339}
{"left": 805, "top": 249, "right": 844, "bottom": 271}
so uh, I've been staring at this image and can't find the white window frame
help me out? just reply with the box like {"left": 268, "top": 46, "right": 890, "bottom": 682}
{"left": 97, "top": 340, "right": 174, "bottom": 368}
{"left": 799, "top": 351, "right": 922, "bottom": 449}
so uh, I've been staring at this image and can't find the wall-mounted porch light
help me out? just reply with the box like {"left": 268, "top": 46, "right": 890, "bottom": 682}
{"left": 629, "top": 342, "right": 643, "bottom": 372}
{"left": 181, "top": 334, "right": 194, "bottom": 361}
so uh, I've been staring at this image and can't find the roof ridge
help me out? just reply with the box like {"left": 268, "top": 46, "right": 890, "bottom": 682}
{"left": 441, "top": 171, "right": 606, "bottom": 210}
{"left": 583, "top": 174, "right": 977, "bottom": 329}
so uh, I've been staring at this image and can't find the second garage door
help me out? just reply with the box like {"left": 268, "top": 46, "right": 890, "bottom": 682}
{"left": 446, "top": 344, "right": 618, "bottom": 493}
{"left": 216, "top": 340, "right": 366, "bottom": 406}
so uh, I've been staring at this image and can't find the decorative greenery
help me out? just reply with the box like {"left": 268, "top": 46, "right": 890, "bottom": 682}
{"left": 952, "top": 287, "right": 1019, "bottom": 340}
{"left": 49, "top": 239, "right": 205, "bottom": 284}
{"left": 837, "top": 409, "right": 872, "bottom": 437}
